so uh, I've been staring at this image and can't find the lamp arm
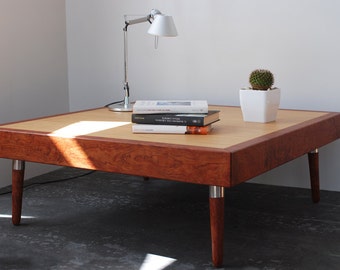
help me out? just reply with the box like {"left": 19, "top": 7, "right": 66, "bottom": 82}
{"left": 124, "top": 18, "right": 150, "bottom": 106}
{"left": 123, "top": 29, "right": 129, "bottom": 101}
{"left": 122, "top": 10, "right": 161, "bottom": 107}
{"left": 108, "top": 9, "right": 164, "bottom": 112}
{"left": 124, "top": 9, "right": 161, "bottom": 30}
{"left": 125, "top": 16, "right": 151, "bottom": 28}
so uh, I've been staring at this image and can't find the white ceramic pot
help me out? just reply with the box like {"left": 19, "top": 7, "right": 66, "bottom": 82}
{"left": 239, "top": 88, "right": 281, "bottom": 123}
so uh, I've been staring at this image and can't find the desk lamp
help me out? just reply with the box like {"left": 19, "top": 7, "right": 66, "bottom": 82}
{"left": 109, "top": 9, "right": 177, "bottom": 112}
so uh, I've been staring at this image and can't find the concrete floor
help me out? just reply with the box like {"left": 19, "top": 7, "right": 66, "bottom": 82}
{"left": 0, "top": 167, "right": 339, "bottom": 270}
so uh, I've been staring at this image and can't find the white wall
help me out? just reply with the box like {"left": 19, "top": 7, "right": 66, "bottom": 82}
{"left": 0, "top": 0, "right": 69, "bottom": 187}
{"left": 66, "top": 0, "right": 340, "bottom": 191}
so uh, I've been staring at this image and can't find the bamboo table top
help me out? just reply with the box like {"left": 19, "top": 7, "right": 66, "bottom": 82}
{"left": 0, "top": 106, "right": 332, "bottom": 149}
{"left": 0, "top": 106, "right": 339, "bottom": 187}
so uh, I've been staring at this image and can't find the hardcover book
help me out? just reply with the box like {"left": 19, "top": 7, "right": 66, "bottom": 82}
{"left": 132, "top": 100, "right": 209, "bottom": 114}
{"left": 132, "top": 124, "right": 212, "bottom": 134}
{"left": 131, "top": 110, "right": 220, "bottom": 126}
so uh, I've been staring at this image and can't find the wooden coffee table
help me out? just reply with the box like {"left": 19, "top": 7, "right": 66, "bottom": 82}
{"left": 0, "top": 106, "right": 339, "bottom": 267}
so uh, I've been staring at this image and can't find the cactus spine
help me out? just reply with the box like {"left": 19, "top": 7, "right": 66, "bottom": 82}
{"left": 249, "top": 69, "right": 274, "bottom": 90}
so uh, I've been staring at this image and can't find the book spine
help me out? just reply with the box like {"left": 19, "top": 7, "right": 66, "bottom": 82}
{"left": 132, "top": 100, "right": 209, "bottom": 114}
{"left": 185, "top": 125, "right": 211, "bottom": 135}
{"left": 132, "top": 124, "right": 211, "bottom": 134}
{"left": 131, "top": 114, "right": 204, "bottom": 126}
{"left": 132, "top": 107, "right": 208, "bottom": 114}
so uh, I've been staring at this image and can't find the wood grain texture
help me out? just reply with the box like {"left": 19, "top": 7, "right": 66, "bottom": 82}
{"left": 0, "top": 130, "right": 231, "bottom": 186}
{"left": 12, "top": 168, "right": 24, "bottom": 225}
{"left": 210, "top": 197, "right": 224, "bottom": 267}
{"left": 308, "top": 151, "right": 320, "bottom": 203}
{"left": 0, "top": 107, "right": 331, "bottom": 149}
{"left": 0, "top": 107, "right": 339, "bottom": 187}
{"left": 227, "top": 113, "right": 340, "bottom": 186}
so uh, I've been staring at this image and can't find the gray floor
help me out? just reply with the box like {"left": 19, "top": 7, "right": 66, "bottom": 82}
{"left": 0, "top": 168, "right": 339, "bottom": 270}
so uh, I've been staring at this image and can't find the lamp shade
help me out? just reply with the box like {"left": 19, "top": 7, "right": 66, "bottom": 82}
{"left": 147, "top": 15, "right": 178, "bottom": 37}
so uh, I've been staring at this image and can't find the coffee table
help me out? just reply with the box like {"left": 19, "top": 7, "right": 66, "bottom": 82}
{"left": 0, "top": 106, "right": 339, "bottom": 267}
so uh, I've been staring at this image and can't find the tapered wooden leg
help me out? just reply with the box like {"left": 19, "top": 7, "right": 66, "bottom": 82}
{"left": 308, "top": 149, "right": 320, "bottom": 203}
{"left": 12, "top": 160, "right": 25, "bottom": 225}
{"left": 209, "top": 186, "right": 224, "bottom": 268}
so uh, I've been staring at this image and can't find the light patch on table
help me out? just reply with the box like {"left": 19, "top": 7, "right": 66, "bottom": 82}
{"left": 49, "top": 121, "right": 130, "bottom": 138}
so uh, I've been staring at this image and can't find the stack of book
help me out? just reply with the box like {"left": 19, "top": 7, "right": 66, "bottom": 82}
{"left": 131, "top": 100, "right": 220, "bottom": 134}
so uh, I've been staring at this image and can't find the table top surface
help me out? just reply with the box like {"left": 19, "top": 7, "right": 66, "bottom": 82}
{"left": 1, "top": 105, "right": 339, "bottom": 186}
{"left": 0, "top": 106, "right": 333, "bottom": 150}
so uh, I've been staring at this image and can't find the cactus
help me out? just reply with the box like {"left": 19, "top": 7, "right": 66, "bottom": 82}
{"left": 249, "top": 69, "right": 274, "bottom": 90}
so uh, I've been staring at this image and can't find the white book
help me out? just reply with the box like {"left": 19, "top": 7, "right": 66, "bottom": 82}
{"left": 132, "top": 124, "right": 212, "bottom": 134}
{"left": 132, "top": 100, "right": 209, "bottom": 114}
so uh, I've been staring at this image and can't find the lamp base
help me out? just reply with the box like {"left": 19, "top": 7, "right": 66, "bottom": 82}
{"left": 108, "top": 102, "right": 133, "bottom": 112}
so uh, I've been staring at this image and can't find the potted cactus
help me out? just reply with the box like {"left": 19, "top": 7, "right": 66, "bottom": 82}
{"left": 239, "top": 69, "right": 280, "bottom": 123}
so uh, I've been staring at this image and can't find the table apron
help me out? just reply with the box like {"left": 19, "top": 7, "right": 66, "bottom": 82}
{"left": 0, "top": 131, "right": 232, "bottom": 187}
